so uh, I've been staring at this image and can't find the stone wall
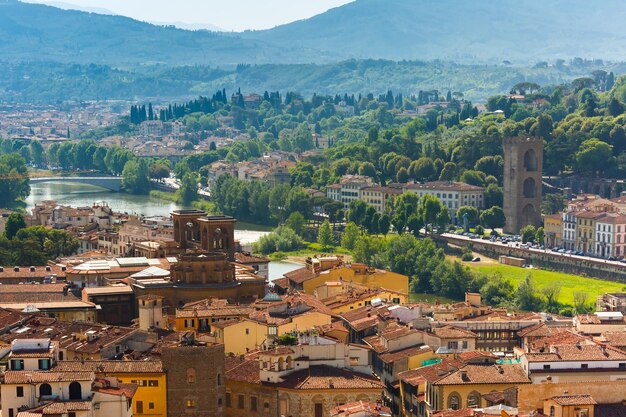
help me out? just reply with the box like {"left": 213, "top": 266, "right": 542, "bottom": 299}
{"left": 518, "top": 380, "right": 626, "bottom": 414}
{"left": 163, "top": 343, "right": 225, "bottom": 417}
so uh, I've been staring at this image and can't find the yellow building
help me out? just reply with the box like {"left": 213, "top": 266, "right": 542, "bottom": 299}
{"left": 398, "top": 358, "right": 531, "bottom": 416}
{"left": 55, "top": 360, "right": 166, "bottom": 417}
{"left": 543, "top": 395, "right": 595, "bottom": 417}
{"left": 174, "top": 298, "right": 255, "bottom": 333}
{"left": 543, "top": 213, "right": 562, "bottom": 248}
{"left": 286, "top": 257, "right": 409, "bottom": 296}
{"left": 575, "top": 211, "right": 601, "bottom": 253}
{"left": 315, "top": 281, "right": 408, "bottom": 314}
{"left": 212, "top": 292, "right": 334, "bottom": 355}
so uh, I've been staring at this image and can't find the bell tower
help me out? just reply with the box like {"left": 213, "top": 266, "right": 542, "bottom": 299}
{"left": 172, "top": 210, "right": 236, "bottom": 260}
{"left": 503, "top": 136, "right": 543, "bottom": 234}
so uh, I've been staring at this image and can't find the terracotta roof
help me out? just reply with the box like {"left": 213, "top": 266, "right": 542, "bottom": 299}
{"left": 433, "top": 326, "right": 478, "bottom": 339}
{"left": 284, "top": 267, "right": 317, "bottom": 284}
{"left": 549, "top": 394, "right": 596, "bottom": 405}
{"left": 235, "top": 252, "right": 270, "bottom": 264}
{"left": 272, "top": 277, "right": 289, "bottom": 289}
{"left": 518, "top": 322, "right": 554, "bottom": 338}
{"left": 397, "top": 359, "right": 465, "bottom": 384}
{"left": 3, "top": 371, "right": 94, "bottom": 384}
{"left": 457, "top": 351, "right": 499, "bottom": 363}
{"left": 1, "top": 317, "right": 139, "bottom": 355}
{"left": 54, "top": 360, "right": 163, "bottom": 373}
{"left": 225, "top": 354, "right": 261, "bottom": 384}
{"left": 403, "top": 181, "right": 484, "bottom": 192}
{"left": 279, "top": 365, "right": 384, "bottom": 390}
{"left": 175, "top": 303, "right": 254, "bottom": 319}
{"left": 529, "top": 330, "right": 589, "bottom": 351}
{"left": 0, "top": 265, "right": 67, "bottom": 281}
{"left": 93, "top": 381, "right": 138, "bottom": 398}
{"left": 379, "top": 345, "right": 433, "bottom": 364}
{"left": 598, "top": 331, "right": 626, "bottom": 347}
{"left": 525, "top": 343, "right": 626, "bottom": 362}
{"left": 20, "top": 401, "right": 92, "bottom": 416}
{"left": 435, "top": 364, "right": 530, "bottom": 385}
{"left": 432, "top": 409, "right": 477, "bottom": 417}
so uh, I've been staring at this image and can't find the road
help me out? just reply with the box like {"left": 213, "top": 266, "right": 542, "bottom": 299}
{"left": 441, "top": 233, "right": 626, "bottom": 270}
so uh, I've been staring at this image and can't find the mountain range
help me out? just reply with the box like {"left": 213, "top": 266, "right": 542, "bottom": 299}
{"left": 2, "top": 0, "right": 626, "bottom": 66}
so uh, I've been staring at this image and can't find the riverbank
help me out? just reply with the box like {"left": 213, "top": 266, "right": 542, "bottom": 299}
{"left": 148, "top": 190, "right": 217, "bottom": 213}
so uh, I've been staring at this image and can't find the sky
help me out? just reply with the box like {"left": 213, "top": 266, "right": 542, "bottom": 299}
{"left": 25, "top": 0, "right": 354, "bottom": 31}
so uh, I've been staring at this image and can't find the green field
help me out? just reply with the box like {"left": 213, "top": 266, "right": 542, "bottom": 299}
{"left": 470, "top": 264, "right": 626, "bottom": 306}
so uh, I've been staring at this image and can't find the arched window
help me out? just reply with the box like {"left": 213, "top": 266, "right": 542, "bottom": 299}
{"left": 286, "top": 356, "right": 293, "bottom": 370}
{"left": 549, "top": 405, "right": 555, "bottom": 417}
{"left": 333, "top": 395, "right": 348, "bottom": 406}
{"left": 523, "top": 177, "right": 536, "bottom": 198}
{"left": 187, "top": 368, "right": 196, "bottom": 384}
{"left": 217, "top": 373, "right": 222, "bottom": 386}
{"left": 39, "top": 383, "right": 52, "bottom": 397}
{"left": 467, "top": 391, "right": 481, "bottom": 408}
{"left": 69, "top": 381, "right": 82, "bottom": 400}
{"left": 448, "top": 393, "right": 461, "bottom": 410}
{"left": 278, "top": 357, "right": 285, "bottom": 371}
{"left": 524, "top": 149, "right": 538, "bottom": 172}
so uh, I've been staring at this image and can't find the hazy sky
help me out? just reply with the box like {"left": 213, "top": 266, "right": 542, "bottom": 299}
{"left": 26, "top": 0, "right": 354, "bottom": 31}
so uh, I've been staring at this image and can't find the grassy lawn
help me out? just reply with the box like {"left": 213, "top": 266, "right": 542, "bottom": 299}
{"left": 469, "top": 263, "right": 626, "bottom": 306}
{"left": 410, "top": 293, "right": 457, "bottom": 304}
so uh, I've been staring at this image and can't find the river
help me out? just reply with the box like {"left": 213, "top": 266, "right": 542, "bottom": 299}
{"left": 26, "top": 182, "right": 301, "bottom": 279}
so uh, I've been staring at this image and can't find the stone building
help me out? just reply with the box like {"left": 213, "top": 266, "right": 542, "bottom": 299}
{"left": 503, "top": 136, "right": 543, "bottom": 234}
{"left": 162, "top": 335, "right": 226, "bottom": 417}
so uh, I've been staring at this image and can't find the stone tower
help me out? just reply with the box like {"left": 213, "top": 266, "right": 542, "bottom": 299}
{"left": 137, "top": 294, "right": 164, "bottom": 331}
{"left": 503, "top": 136, "right": 543, "bottom": 234}
{"left": 172, "top": 210, "right": 237, "bottom": 260}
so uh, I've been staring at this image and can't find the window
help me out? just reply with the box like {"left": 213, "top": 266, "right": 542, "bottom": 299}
{"left": 39, "top": 383, "right": 52, "bottom": 397}
{"left": 549, "top": 406, "right": 555, "bottom": 417}
{"left": 467, "top": 392, "right": 481, "bottom": 408}
{"left": 186, "top": 400, "right": 196, "bottom": 409}
{"left": 448, "top": 393, "right": 461, "bottom": 410}
{"left": 620, "top": 363, "right": 626, "bottom": 368}
{"left": 148, "top": 380, "right": 159, "bottom": 387}
{"left": 12, "top": 359, "right": 24, "bottom": 370}
{"left": 251, "top": 396, "right": 257, "bottom": 411}
{"left": 264, "top": 402, "right": 270, "bottom": 412}
{"left": 462, "top": 341, "right": 468, "bottom": 349}
{"left": 16, "top": 386, "right": 24, "bottom": 397}
{"left": 217, "top": 373, "right": 222, "bottom": 386}
{"left": 69, "top": 413, "right": 76, "bottom": 417}
{"left": 69, "top": 381, "right": 82, "bottom": 400}
{"left": 238, "top": 394, "right": 245, "bottom": 409}
{"left": 218, "top": 397, "right": 223, "bottom": 407}
{"left": 136, "top": 401, "right": 144, "bottom": 414}
{"left": 9, "top": 410, "right": 14, "bottom": 417}
{"left": 315, "top": 403, "right": 323, "bottom": 417}
{"left": 149, "top": 403, "right": 154, "bottom": 410}
{"left": 187, "top": 368, "right": 196, "bottom": 384}
{"left": 38, "top": 359, "right": 50, "bottom": 370}
{"left": 245, "top": 328, "right": 250, "bottom": 335}
{"left": 226, "top": 393, "right": 232, "bottom": 408}
{"left": 447, "top": 341, "right": 458, "bottom": 350}
{"left": 581, "top": 363, "right": 588, "bottom": 369}
{"left": 543, "top": 364, "right": 551, "bottom": 370}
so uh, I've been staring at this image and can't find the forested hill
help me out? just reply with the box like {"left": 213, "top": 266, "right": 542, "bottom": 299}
{"left": 3, "top": 0, "right": 626, "bottom": 66}
{"left": 0, "top": 0, "right": 316, "bottom": 66}
{"left": 244, "top": 0, "right": 626, "bottom": 63}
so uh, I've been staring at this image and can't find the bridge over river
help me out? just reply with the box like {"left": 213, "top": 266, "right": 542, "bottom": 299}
{"left": 30, "top": 176, "right": 122, "bottom": 192}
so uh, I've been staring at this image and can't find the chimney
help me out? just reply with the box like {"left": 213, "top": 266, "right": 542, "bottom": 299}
{"left": 460, "top": 371, "right": 469, "bottom": 382}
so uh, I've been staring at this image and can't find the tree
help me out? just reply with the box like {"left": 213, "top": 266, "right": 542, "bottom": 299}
{"left": 149, "top": 162, "right": 170, "bottom": 181}
{"left": 5, "top": 213, "right": 26, "bottom": 239}
{"left": 535, "top": 227, "right": 545, "bottom": 245}
{"left": 421, "top": 194, "right": 443, "bottom": 233}
{"left": 436, "top": 207, "right": 451, "bottom": 232}
{"left": 457, "top": 206, "right": 479, "bottom": 225}
{"left": 396, "top": 167, "right": 409, "bottom": 183}
{"left": 410, "top": 157, "right": 437, "bottom": 181}
{"left": 542, "top": 193, "right": 565, "bottom": 215}
{"left": 121, "top": 159, "right": 150, "bottom": 195}
{"left": 460, "top": 170, "right": 486, "bottom": 187}
{"left": 520, "top": 225, "right": 537, "bottom": 243}
{"left": 178, "top": 172, "right": 199, "bottom": 204}
{"left": 0, "top": 153, "right": 30, "bottom": 207}
{"left": 480, "top": 206, "right": 505, "bottom": 231}
{"left": 358, "top": 162, "right": 377, "bottom": 179}
{"left": 480, "top": 272, "right": 514, "bottom": 306}
{"left": 285, "top": 212, "right": 306, "bottom": 236}
{"left": 607, "top": 97, "right": 624, "bottom": 117}
{"left": 516, "top": 274, "right": 545, "bottom": 311}
{"left": 317, "top": 220, "right": 335, "bottom": 249}
{"left": 573, "top": 291, "right": 590, "bottom": 313}
{"left": 29, "top": 140, "right": 45, "bottom": 166}
{"left": 575, "top": 138, "right": 614, "bottom": 176}
{"left": 378, "top": 213, "right": 391, "bottom": 235}
{"left": 439, "top": 162, "right": 458, "bottom": 181}
{"left": 542, "top": 281, "right": 562, "bottom": 312}
{"left": 254, "top": 226, "right": 303, "bottom": 254}
{"left": 341, "top": 222, "right": 361, "bottom": 250}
